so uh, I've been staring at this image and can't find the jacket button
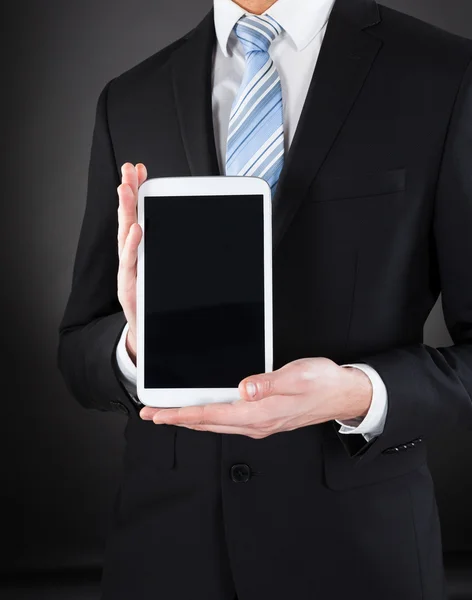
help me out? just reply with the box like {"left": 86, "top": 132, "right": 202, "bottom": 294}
{"left": 230, "top": 463, "right": 251, "bottom": 483}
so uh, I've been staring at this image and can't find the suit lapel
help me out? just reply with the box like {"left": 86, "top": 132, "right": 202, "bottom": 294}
{"left": 171, "top": 9, "right": 221, "bottom": 178}
{"left": 170, "top": 0, "right": 382, "bottom": 251}
{"left": 272, "top": 0, "right": 382, "bottom": 251}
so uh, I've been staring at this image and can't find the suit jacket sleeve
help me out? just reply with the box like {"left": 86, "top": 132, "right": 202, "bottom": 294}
{"left": 57, "top": 79, "right": 141, "bottom": 417}
{"left": 335, "top": 57, "right": 472, "bottom": 465}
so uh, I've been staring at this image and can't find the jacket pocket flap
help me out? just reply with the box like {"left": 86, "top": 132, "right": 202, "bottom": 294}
{"left": 321, "top": 435, "right": 427, "bottom": 491}
{"left": 311, "top": 167, "right": 406, "bottom": 202}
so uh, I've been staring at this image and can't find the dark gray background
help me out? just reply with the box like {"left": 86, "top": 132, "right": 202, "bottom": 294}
{"left": 2, "top": 0, "right": 472, "bottom": 579}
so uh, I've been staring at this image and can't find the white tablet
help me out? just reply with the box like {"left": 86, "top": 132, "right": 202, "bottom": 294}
{"left": 136, "top": 176, "right": 273, "bottom": 407}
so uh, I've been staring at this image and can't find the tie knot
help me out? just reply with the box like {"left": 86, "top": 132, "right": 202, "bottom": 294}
{"left": 234, "top": 14, "right": 283, "bottom": 54}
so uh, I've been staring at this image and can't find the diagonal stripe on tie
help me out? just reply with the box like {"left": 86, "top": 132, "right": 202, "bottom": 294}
{"left": 225, "top": 13, "right": 285, "bottom": 196}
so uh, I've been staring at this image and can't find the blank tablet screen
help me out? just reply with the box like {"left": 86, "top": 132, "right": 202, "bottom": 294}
{"left": 144, "top": 194, "right": 265, "bottom": 388}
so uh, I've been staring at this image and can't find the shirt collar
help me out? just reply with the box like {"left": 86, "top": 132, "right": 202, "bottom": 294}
{"left": 213, "top": 0, "right": 336, "bottom": 57}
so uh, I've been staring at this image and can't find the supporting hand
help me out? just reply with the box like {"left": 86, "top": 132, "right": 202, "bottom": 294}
{"left": 140, "top": 357, "right": 373, "bottom": 438}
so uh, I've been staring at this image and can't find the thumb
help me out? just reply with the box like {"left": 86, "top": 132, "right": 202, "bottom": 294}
{"left": 238, "top": 368, "right": 292, "bottom": 402}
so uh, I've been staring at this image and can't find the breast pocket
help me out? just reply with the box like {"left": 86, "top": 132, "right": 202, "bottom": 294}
{"left": 310, "top": 167, "right": 407, "bottom": 203}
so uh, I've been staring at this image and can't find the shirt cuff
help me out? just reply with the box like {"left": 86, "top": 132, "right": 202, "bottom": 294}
{"left": 335, "top": 363, "right": 388, "bottom": 443}
{"left": 115, "top": 321, "right": 137, "bottom": 389}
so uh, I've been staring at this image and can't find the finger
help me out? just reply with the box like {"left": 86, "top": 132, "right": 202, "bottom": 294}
{"left": 238, "top": 363, "right": 306, "bottom": 402}
{"left": 136, "top": 162, "right": 148, "bottom": 188}
{"left": 118, "top": 163, "right": 147, "bottom": 257}
{"left": 177, "top": 423, "right": 257, "bottom": 436}
{"left": 121, "top": 162, "right": 139, "bottom": 197}
{"left": 117, "top": 182, "right": 138, "bottom": 257}
{"left": 118, "top": 223, "right": 142, "bottom": 286}
{"left": 150, "top": 401, "right": 257, "bottom": 427}
{"left": 140, "top": 406, "right": 161, "bottom": 420}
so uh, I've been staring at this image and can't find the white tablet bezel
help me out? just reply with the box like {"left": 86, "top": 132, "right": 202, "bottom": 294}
{"left": 136, "top": 176, "right": 273, "bottom": 407}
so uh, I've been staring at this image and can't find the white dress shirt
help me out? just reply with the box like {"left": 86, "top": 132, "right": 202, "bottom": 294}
{"left": 115, "top": 0, "right": 388, "bottom": 442}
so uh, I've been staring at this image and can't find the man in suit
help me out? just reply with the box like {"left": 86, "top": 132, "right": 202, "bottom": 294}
{"left": 57, "top": 0, "right": 472, "bottom": 598}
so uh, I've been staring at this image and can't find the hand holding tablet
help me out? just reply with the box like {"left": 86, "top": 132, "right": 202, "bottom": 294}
{"left": 116, "top": 162, "right": 148, "bottom": 364}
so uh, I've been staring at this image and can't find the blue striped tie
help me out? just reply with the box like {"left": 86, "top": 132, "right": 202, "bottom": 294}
{"left": 225, "top": 14, "right": 285, "bottom": 196}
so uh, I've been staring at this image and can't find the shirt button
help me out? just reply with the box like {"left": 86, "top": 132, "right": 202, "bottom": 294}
{"left": 230, "top": 463, "right": 251, "bottom": 483}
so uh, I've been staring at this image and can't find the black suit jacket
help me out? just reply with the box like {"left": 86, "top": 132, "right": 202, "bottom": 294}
{"left": 57, "top": 1, "right": 472, "bottom": 598}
